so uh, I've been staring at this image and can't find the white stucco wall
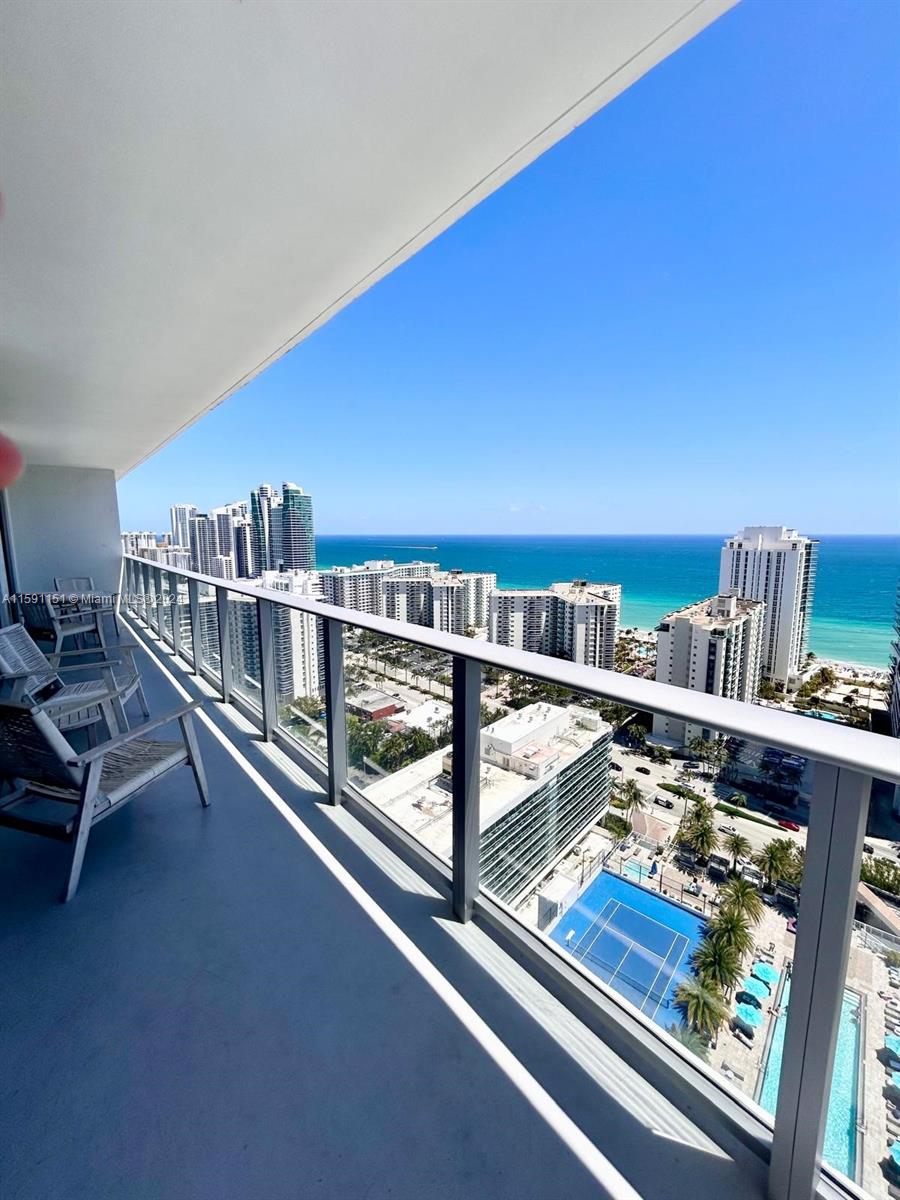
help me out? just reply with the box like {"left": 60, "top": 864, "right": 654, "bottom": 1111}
{"left": 5, "top": 464, "right": 122, "bottom": 595}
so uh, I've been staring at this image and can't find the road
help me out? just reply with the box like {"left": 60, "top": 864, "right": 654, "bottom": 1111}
{"left": 610, "top": 746, "right": 805, "bottom": 857}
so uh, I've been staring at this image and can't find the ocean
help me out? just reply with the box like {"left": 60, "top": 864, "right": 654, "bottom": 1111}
{"left": 315, "top": 534, "right": 899, "bottom": 669}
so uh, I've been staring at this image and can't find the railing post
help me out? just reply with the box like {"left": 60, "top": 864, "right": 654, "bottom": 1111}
{"left": 152, "top": 567, "right": 164, "bottom": 639}
{"left": 257, "top": 598, "right": 278, "bottom": 741}
{"left": 451, "top": 655, "right": 481, "bottom": 922}
{"left": 187, "top": 579, "right": 203, "bottom": 674}
{"left": 768, "top": 765, "right": 870, "bottom": 1200}
{"left": 215, "top": 586, "right": 233, "bottom": 702}
{"left": 322, "top": 617, "right": 347, "bottom": 806}
{"left": 168, "top": 571, "right": 181, "bottom": 657}
{"left": 140, "top": 561, "right": 151, "bottom": 626}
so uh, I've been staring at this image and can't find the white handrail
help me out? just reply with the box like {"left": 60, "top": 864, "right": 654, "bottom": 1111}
{"left": 123, "top": 555, "right": 900, "bottom": 783}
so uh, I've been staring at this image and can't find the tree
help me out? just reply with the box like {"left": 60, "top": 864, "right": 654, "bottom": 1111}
{"left": 723, "top": 832, "right": 751, "bottom": 873}
{"left": 707, "top": 908, "right": 754, "bottom": 960}
{"left": 667, "top": 1024, "right": 709, "bottom": 1062}
{"left": 346, "top": 715, "right": 387, "bottom": 769}
{"left": 675, "top": 977, "right": 728, "bottom": 1038}
{"left": 757, "top": 679, "right": 781, "bottom": 702}
{"left": 685, "top": 817, "right": 718, "bottom": 861}
{"left": 754, "top": 839, "right": 794, "bottom": 891}
{"left": 688, "top": 735, "right": 712, "bottom": 771}
{"left": 618, "top": 778, "right": 646, "bottom": 821}
{"left": 692, "top": 936, "right": 743, "bottom": 995}
{"left": 718, "top": 877, "right": 764, "bottom": 925}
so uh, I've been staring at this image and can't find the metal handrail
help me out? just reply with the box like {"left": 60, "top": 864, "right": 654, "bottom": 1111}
{"left": 122, "top": 554, "right": 900, "bottom": 782}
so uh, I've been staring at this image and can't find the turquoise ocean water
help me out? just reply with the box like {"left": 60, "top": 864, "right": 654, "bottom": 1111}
{"left": 316, "top": 535, "right": 899, "bottom": 668}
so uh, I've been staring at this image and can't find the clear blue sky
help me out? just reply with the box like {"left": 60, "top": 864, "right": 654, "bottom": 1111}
{"left": 119, "top": 0, "right": 900, "bottom": 536}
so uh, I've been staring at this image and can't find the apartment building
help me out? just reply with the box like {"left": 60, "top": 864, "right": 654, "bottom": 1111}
{"left": 652, "top": 592, "right": 765, "bottom": 745}
{"left": 489, "top": 580, "right": 620, "bottom": 670}
{"left": 383, "top": 569, "right": 497, "bottom": 634}
{"left": 719, "top": 526, "right": 818, "bottom": 687}
{"left": 321, "top": 559, "right": 438, "bottom": 617}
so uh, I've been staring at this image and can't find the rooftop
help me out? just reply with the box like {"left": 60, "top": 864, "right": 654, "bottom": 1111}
{"left": 660, "top": 593, "right": 765, "bottom": 630}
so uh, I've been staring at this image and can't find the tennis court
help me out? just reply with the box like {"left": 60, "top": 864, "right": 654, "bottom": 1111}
{"left": 549, "top": 870, "right": 706, "bottom": 1027}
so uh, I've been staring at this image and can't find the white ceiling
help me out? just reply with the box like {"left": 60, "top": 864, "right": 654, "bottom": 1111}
{"left": 0, "top": 0, "right": 732, "bottom": 476}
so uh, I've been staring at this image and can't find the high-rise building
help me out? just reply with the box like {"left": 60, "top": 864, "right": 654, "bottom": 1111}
{"left": 383, "top": 570, "right": 497, "bottom": 634}
{"left": 719, "top": 526, "right": 818, "bottom": 687}
{"left": 120, "top": 531, "right": 158, "bottom": 554}
{"left": 489, "top": 581, "right": 620, "bottom": 670}
{"left": 321, "top": 560, "right": 438, "bottom": 617}
{"left": 280, "top": 482, "right": 315, "bottom": 570}
{"left": 170, "top": 504, "right": 197, "bottom": 551}
{"left": 260, "top": 569, "right": 324, "bottom": 700}
{"left": 188, "top": 514, "right": 218, "bottom": 575}
{"left": 890, "top": 583, "right": 900, "bottom": 740}
{"left": 233, "top": 517, "right": 254, "bottom": 579}
{"left": 250, "top": 483, "right": 277, "bottom": 573}
{"left": 652, "top": 592, "right": 765, "bottom": 745}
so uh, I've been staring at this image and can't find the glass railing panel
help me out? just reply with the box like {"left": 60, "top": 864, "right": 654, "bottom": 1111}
{"left": 806, "top": 780, "right": 900, "bottom": 1198}
{"left": 274, "top": 607, "right": 328, "bottom": 762}
{"left": 159, "top": 571, "right": 174, "bottom": 646}
{"left": 196, "top": 583, "right": 221, "bottom": 681}
{"left": 226, "top": 590, "right": 262, "bottom": 712}
{"left": 343, "top": 627, "right": 453, "bottom": 863}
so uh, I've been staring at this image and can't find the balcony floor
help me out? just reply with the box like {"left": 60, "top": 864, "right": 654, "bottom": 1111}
{"left": 0, "top": 625, "right": 768, "bottom": 1200}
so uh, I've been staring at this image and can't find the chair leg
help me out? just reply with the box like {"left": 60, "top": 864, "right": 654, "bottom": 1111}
{"left": 135, "top": 679, "right": 151, "bottom": 719}
{"left": 64, "top": 762, "right": 100, "bottom": 902}
{"left": 179, "top": 714, "right": 210, "bottom": 807}
{"left": 99, "top": 699, "right": 121, "bottom": 738}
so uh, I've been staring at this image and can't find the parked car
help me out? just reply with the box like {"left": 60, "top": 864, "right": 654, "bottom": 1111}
{"left": 653, "top": 795, "right": 674, "bottom": 810}
{"left": 610, "top": 762, "right": 623, "bottom": 773}
{"left": 778, "top": 819, "right": 801, "bottom": 832}
{"left": 863, "top": 842, "right": 875, "bottom": 854}
{"left": 636, "top": 766, "right": 651, "bottom": 776}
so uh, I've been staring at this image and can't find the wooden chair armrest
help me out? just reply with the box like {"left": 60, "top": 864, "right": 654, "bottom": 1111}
{"left": 55, "top": 659, "right": 124, "bottom": 673}
{"left": 67, "top": 700, "right": 205, "bottom": 764}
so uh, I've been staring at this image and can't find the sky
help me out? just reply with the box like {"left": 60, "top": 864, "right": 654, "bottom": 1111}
{"left": 118, "top": 0, "right": 900, "bottom": 536}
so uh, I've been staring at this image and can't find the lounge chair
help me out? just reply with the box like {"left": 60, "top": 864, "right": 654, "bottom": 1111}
{"left": 0, "top": 623, "right": 148, "bottom": 738}
{"left": 0, "top": 694, "right": 209, "bottom": 900}
{"left": 55, "top": 575, "right": 120, "bottom": 638}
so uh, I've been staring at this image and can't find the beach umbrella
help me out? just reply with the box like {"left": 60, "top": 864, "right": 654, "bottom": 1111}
{"left": 735, "top": 1003, "right": 763, "bottom": 1028}
{"left": 891, "top": 1071, "right": 900, "bottom": 1092}
{"left": 741, "top": 977, "right": 769, "bottom": 1001}
{"left": 649, "top": 860, "right": 658, "bottom": 877}
{"left": 886, "top": 1034, "right": 900, "bottom": 1058}
{"left": 891, "top": 1142, "right": 900, "bottom": 1168}
{"left": 752, "top": 962, "right": 780, "bottom": 985}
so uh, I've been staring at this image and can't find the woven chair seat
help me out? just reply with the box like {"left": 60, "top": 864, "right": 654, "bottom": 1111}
{"left": 99, "top": 738, "right": 188, "bottom": 806}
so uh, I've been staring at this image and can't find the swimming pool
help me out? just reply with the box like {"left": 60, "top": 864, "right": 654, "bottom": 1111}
{"left": 550, "top": 871, "right": 706, "bottom": 1029}
{"left": 622, "top": 860, "right": 652, "bottom": 884}
{"left": 758, "top": 976, "right": 861, "bottom": 1181}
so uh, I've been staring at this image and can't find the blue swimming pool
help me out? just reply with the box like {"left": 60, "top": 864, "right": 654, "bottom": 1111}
{"left": 758, "top": 976, "right": 861, "bottom": 1181}
{"left": 550, "top": 870, "right": 706, "bottom": 1029}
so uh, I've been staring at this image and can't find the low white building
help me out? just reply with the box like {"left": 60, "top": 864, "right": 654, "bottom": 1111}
{"left": 321, "top": 559, "right": 438, "bottom": 617}
{"left": 488, "top": 580, "right": 620, "bottom": 670}
{"left": 366, "top": 702, "right": 612, "bottom": 904}
{"left": 653, "top": 592, "right": 765, "bottom": 745}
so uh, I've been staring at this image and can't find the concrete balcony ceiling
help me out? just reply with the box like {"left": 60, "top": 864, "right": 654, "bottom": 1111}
{"left": 0, "top": 0, "right": 732, "bottom": 475}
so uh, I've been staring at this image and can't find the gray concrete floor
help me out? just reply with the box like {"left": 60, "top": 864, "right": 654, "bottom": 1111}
{"left": 0, "top": 627, "right": 769, "bottom": 1200}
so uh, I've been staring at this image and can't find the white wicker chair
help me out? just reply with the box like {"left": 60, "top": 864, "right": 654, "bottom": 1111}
{"left": 0, "top": 623, "right": 148, "bottom": 739}
{"left": 0, "top": 695, "right": 209, "bottom": 901}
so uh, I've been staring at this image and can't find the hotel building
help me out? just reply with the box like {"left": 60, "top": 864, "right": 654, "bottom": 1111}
{"left": 489, "top": 581, "right": 620, "bottom": 670}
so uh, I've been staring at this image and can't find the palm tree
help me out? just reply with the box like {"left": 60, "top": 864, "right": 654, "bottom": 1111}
{"left": 674, "top": 977, "right": 728, "bottom": 1039}
{"left": 618, "top": 778, "right": 646, "bottom": 821}
{"left": 688, "top": 735, "right": 712, "bottom": 773}
{"left": 667, "top": 1024, "right": 709, "bottom": 1062}
{"left": 754, "top": 839, "right": 794, "bottom": 891}
{"left": 707, "top": 908, "right": 754, "bottom": 959}
{"left": 686, "top": 817, "right": 718, "bottom": 861}
{"left": 719, "top": 876, "right": 764, "bottom": 925}
{"left": 723, "top": 832, "right": 751, "bottom": 873}
{"left": 692, "top": 937, "right": 743, "bottom": 994}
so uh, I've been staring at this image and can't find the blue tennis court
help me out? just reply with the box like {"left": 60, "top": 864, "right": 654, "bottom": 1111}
{"left": 550, "top": 871, "right": 706, "bottom": 1027}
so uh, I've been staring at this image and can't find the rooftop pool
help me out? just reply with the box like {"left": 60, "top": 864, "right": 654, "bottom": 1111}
{"left": 550, "top": 870, "right": 705, "bottom": 1029}
{"left": 758, "top": 975, "right": 861, "bottom": 1182}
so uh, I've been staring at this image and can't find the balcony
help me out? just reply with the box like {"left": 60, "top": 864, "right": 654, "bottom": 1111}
{"left": 2, "top": 615, "right": 772, "bottom": 1200}
{"left": 3, "top": 557, "right": 896, "bottom": 1199}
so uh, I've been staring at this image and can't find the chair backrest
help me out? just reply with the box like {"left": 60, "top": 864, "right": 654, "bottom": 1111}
{"left": 0, "top": 624, "right": 63, "bottom": 702}
{"left": 55, "top": 576, "right": 94, "bottom": 597}
{"left": 0, "top": 698, "right": 82, "bottom": 791}
{"left": 16, "top": 597, "right": 56, "bottom": 635}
